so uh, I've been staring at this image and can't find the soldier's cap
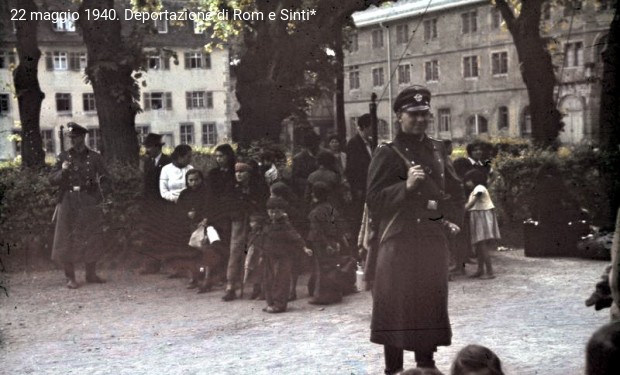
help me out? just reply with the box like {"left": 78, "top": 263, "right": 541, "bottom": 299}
{"left": 266, "top": 196, "right": 289, "bottom": 210}
{"left": 393, "top": 85, "right": 431, "bottom": 113}
{"left": 67, "top": 122, "right": 88, "bottom": 137}
{"left": 143, "top": 133, "right": 165, "bottom": 147}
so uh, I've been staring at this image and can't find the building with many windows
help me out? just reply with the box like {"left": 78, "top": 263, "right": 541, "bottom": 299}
{"left": 346, "top": 0, "right": 613, "bottom": 144}
{"left": 0, "top": 0, "right": 234, "bottom": 160}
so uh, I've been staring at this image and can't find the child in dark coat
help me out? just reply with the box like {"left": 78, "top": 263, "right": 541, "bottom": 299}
{"left": 307, "top": 181, "right": 348, "bottom": 305}
{"left": 261, "top": 197, "right": 311, "bottom": 313}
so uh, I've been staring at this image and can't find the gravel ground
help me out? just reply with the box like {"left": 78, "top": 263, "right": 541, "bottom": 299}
{"left": 0, "top": 249, "right": 610, "bottom": 375}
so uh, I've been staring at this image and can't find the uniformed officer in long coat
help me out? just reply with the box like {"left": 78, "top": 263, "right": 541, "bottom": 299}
{"left": 49, "top": 123, "right": 109, "bottom": 289}
{"left": 366, "top": 86, "right": 463, "bottom": 373}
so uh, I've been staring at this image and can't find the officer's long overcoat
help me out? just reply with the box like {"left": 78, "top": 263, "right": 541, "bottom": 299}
{"left": 366, "top": 132, "right": 462, "bottom": 351}
{"left": 49, "top": 147, "right": 108, "bottom": 264}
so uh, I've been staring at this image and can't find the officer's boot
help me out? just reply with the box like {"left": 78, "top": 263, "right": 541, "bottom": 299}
{"left": 85, "top": 262, "right": 106, "bottom": 284}
{"left": 64, "top": 263, "right": 79, "bottom": 289}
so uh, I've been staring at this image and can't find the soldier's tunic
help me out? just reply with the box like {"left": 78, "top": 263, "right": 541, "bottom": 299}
{"left": 366, "top": 132, "right": 462, "bottom": 352}
{"left": 49, "top": 147, "right": 108, "bottom": 264}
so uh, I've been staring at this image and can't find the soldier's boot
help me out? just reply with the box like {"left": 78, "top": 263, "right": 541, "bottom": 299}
{"left": 64, "top": 263, "right": 79, "bottom": 289}
{"left": 85, "top": 262, "right": 106, "bottom": 284}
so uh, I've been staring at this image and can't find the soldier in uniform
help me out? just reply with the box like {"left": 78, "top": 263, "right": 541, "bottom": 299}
{"left": 366, "top": 86, "right": 463, "bottom": 373}
{"left": 49, "top": 123, "right": 109, "bottom": 289}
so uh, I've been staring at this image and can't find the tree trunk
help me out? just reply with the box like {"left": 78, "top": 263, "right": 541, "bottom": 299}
{"left": 334, "top": 27, "right": 347, "bottom": 144}
{"left": 496, "top": 0, "right": 562, "bottom": 148}
{"left": 78, "top": 0, "right": 140, "bottom": 165}
{"left": 598, "top": 2, "right": 620, "bottom": 226}
{"left": 12, "top": 0, "right": 45, "bottom": 168}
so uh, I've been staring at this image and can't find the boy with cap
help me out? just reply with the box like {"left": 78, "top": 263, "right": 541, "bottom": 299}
{"left": 366, "top": 85, "right": 463, "bottom": 372}
{"left": 260, "top": 196, "right": 311, "bottom": 313}
{"left": 49, "top": 122, "right": 109, "bottom": 289}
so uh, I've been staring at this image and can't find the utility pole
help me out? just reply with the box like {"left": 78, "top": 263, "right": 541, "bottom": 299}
{"left": 370, "top": 93, "right": 378, "bottom": 150}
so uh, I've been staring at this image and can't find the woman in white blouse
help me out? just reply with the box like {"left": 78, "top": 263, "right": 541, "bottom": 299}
{"left": 160, "top": 144, "right": 194, "bottom": 203}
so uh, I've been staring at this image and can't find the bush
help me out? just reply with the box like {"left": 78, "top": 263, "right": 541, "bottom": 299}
{"left": 489, "top": 146, "right": 615, "bottom": 230}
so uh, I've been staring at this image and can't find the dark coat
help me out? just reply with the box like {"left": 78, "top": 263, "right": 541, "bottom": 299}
{"left": 345, "top": 134, "right": 373, "bottom": 198}
{"left": 291, "top": 149, "right": 318, "bottom": 198}
{"left": 260, "top": 218, "right": 306, "bottom": 258}
{"left": 366, "top": 132, "right": 462, "bottom": 351}
{"left": 143, "top": 153, "right": 172, "bottom": 202}
{"left": 49, "top": 147, "right": 108, "bottom": 264}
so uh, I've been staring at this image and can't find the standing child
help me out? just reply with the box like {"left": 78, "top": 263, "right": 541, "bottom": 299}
{"left": 261, "top": 197, "right": 311, "bottom": 313}
{"left": 244, "top": 213, "right": 267, "bottom": 300}
{"left": 464, "top": 169, "right": 500, "bottom": 279}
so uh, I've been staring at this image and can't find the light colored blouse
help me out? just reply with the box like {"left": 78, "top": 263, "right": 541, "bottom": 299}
{"left": 467, "top": 184, "right": 495, "bottom": 211}
{"left": 160, "top": 163, "right": 194, "bottom": 203}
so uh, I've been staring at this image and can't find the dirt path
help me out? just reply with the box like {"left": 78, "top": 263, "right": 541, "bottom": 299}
{"left": 0, "top": 250, "right": 610, "bottom": 374}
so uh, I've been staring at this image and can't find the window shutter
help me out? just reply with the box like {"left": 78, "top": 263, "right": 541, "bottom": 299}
{"left": 165, "top": 92, "right": 172, "bottom": 110}
{"left": 45, "top": 52, "right": 53, "bottom": 70}
{"left": 69, "top": 52, "right": 78, "bottom": 71}
{"left": 184, "top": 53, "right": 190, "bottom": 69}
{"left": 143, "top": 93, "right": 151, "bottom": 111}
{"left": 205, "top": 54, "right": 211, "bottom": 69}
{"left": 186, "top": 92, "right": 192, "bottom": 109}
{"left": 163, "top": 56, "right": 170, "bottom": 70}
{"left": 8, "top": 52, "right": 16, "bottom": 65}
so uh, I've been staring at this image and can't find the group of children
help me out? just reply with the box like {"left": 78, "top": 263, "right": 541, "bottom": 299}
{"left": 168, "top": 160, "right": 353, "bottom": 314}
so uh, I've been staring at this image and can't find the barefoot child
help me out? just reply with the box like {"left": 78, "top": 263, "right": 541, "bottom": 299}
{"left": 464, "top": 169, "right": 500, "bottom": 279}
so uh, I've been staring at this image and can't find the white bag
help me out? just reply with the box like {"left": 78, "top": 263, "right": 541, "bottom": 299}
{"left": 188, "top": 225, "right": 221, "bottom": 248}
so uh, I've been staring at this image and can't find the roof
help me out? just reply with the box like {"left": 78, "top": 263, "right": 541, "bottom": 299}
{"left": 353, "top": 0, "right": 487, "bottom": 28}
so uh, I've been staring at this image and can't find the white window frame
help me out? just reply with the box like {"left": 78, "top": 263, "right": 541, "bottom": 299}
{"left": 41, "top": 129, "right": 55, "bottom": 154}
{"left": 423, "top": 18, "right": 438, "bottom": 41}
{"left": 87, "top": 128, "right": 102, "bottom": 151}
{"left": 52, "top": 14, "right": 76, "bottom": 32}
{"left": 154, "top": 19, "right": 168, "bottom": 33}
{"left": 83, "top": 93, "right": 96, "bottom": 112}
{"left": 438, "top": 108, "right": 451, "bottom": 132}
{"left": 55, "top": 93, "right": 72, "bottom": 114}
{"left": 0, "top": 93, "right": 10, "bottom": 116}
{"left": 202, "top": 122, "right": 218, "bottom": 146}
{"left": 461, "top": 10, "right": 478, "bottom": 34}
{"left": 564, "top": 41, "right": 584, "bottom": 68}
{"left": 372, "top": 29, "right": 384, "bottom": 49}
{"left": 349, "top": 34, "right": 359, "bottom": 52}
{"left": 179, "top": 123, "right": 194, "bottom": 145}
{"left": 349, "top": 66, "right": 360, "bottom": 90}
{"left": 397, "top": 64, "right": 411, "bottom": 85}
{"left": 396, "top": 24, "right": 409, "bottom": 44}
{"left": 425, "top": 60, "right": 440, "bottom": 82}
{"left": 53, "top": 51, "right": 68, "bottom": 70}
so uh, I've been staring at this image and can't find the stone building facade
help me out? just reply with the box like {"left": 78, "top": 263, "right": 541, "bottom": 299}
{"left": 346, "top": 0, "right": 614, "bottom": 144}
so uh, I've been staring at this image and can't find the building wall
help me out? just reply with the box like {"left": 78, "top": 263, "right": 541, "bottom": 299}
{"left": 345, "top": 1, "right": 614, "bottom": 144}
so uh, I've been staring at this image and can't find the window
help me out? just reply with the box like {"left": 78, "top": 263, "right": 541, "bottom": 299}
{"left": 461, "top": 10, "right": 478, "bottom": 34}
{"left": 136, "top": 125, "right": 150, "bottom": 144}
{"left": 396, "top": 24, "right": 409, "bottom": 44}
{"left": 52, "top": 14, "right": 76, "bottom": 32}
{"left": 83, "top": 93, "right": 96, "bottom": 112}
{"left": 0, "top": 94, "right": 10, "bottom": 116}
{"left": 491, "top": 51, "right": 508, "bottom": 75}
{"left": 202, "top": 122, "right": 218, "bottom": 146}
{"left": 349, "top": 34, "right": 359, "bottom": 52}
{"left": 498, "top": 106, "right": 509, "bottom": 129}
{"left": 372, "top": 67, "right": 384, "bottom": 87}
{"left": 13, "top": 130, "right": 21, "bottom": 155}
{"left": 68, "top": 52, "right": 87, "bottom": 71}
{"left": 180, "top": 123, "right": 194, "bottom": 145}
{"left": 0, "top": 51, "right": 17, "bottom": 69}
{"left": 184, "top": 52, "right": 211, "bottom": 69}
{"left": 438, "top": 108, "right": 451, "bottom": 132}
{"left": 521, "top": 106, "right": 532, "bottom": 136}
{"left": 372, "top": 29, "right": 384, "bottom": 49}
{"left": 564, "top": 42, "right": 583, "bottom": 67}
{"left": 147, "top": 54, "right": 170, "bottom": 70}
{"left": 56, "top": 93, "right": 72, "bottom": 113}
{"left": 491, "top": 8, "right": 502, "bottom": 29}
{"left": 154, "top": 19, "right": 168, "bottom": 33}
{"left": 41, "top": 130, "right": 55, "bottom": 154}
{"left": 143, "top": 92, "right": 172, "bottom": 110}
{"left": 349, "top": 66, "right": 360, "bottom": 90}
{"left": 53, "top": 52, "right": 68, "bottom": 70}
{"left": 425, "top": 60, "right": 439, "bottom": 82}
{"left": 466, "top": 114, "right": 488, "bottom": 135}
{"left": 87, "top": 128, "right": 102, "bottom": 151}
{"left": 186, "top": 91, "right": 213, "bottom": 109}
{"left": 423, "top": 19, "right": 438, "bottom": 41}
{"left": 398, "top": 64, "right": 411, "bottom": 84}
{"left": 463, "top": 56, "right": 479, "bottom": 78}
